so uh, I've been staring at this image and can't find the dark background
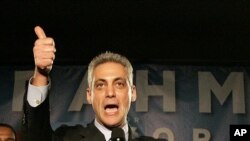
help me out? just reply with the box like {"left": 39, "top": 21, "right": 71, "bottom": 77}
{"left": 1, "top": 0, "right": 250, "bottom": 66}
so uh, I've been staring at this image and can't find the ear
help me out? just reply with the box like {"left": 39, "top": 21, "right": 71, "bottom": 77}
{"left": 86, "top": 88, "right": 92, "bottom": 104}
{"left": 131, "top": 85, "right": 137, "bottom": 102}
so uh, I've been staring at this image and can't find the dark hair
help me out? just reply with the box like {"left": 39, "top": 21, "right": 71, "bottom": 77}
{"left": 0, "top": 123, "right": 16, "bottom": 140}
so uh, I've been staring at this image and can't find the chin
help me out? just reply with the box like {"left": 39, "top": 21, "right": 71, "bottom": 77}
{"left": 103, "top": 118, "right": 123, "bottom": 127}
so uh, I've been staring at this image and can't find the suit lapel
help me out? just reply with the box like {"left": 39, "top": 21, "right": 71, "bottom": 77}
{"left": 79, "top": 122, "right": 106, "bottom": 141}
{"left": 77, "top": 122, "right": 140, "bottom": 141}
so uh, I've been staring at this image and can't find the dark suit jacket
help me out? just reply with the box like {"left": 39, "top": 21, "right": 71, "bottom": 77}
{"left": 22, "top": 89, "right": 166, "bottom": 141}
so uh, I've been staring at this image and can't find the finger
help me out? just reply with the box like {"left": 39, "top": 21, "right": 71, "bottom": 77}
{"left": 34, "top": 37, "right": 54, "bottom": 45}
{"left": 45, "top": 65, "right": 53, "bottom": 72}
{"left": 34, "top": 26, "right": 47, "bottom": 39}
{"left": 34, "top": 51, "right": 55, "bottom": 60}
{"left": 35, "top": 58, "right": 54, "bottom": 69}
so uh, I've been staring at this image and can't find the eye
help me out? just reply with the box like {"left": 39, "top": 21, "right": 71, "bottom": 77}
{"left": 95, "top": 82, "right": 105, "bottom": 89}
{"left": 115, "top": 80, "right": 126, "bottom": 89}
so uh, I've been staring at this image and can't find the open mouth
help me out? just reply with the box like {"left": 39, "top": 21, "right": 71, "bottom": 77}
{"left": 105, "top": 104, "right": 119, "bottom": 114}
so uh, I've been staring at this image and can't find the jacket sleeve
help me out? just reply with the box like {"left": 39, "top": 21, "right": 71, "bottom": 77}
{"left": 22, "top": 81, "right": 53, "bottom": 141}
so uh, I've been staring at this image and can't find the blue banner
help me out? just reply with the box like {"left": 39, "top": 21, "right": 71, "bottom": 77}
{"left": 0, "top": 65, "right": 249, "bottom": 141}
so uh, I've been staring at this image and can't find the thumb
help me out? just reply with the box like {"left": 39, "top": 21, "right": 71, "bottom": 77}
{"left": 34, "top": 26, "right": 47, "bottom": 39}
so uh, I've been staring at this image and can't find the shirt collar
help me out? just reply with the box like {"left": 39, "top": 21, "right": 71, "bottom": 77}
{"left": 94, "top": 119, "right": 129, "bottom": 141}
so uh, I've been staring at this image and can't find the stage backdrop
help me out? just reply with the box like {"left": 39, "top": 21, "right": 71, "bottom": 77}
{"left": 0, "top": 64, "right": 249, "bottom": 141}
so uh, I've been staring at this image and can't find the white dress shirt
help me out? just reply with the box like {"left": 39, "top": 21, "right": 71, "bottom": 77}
{"left": 94, "top": 119, "right": 129, "bottom": 141}
{"left": 27, "top": 78, "right": 50, "bottom": 107}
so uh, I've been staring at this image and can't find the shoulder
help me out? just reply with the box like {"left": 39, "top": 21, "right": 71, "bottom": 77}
{"left": 54, "top": 122, "right": 98, "bottom": 137}
{"left": 54, "top": 124, "right": 88, "bottom": 140}
{"left": 129, "top": 126, "right": 167, "bottom": 141}
{"left": 54, "top": 122, "right": 105, "bottom": 141}
{"left": 55, "top": 124, "right": 86, "bottom": 136}
{"left": 134, "top": 136, "right": 167, "bottom": 141}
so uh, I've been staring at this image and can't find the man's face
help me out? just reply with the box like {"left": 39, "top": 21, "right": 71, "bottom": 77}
{"left": 0, "top": 127, "right": 15, "bottom": 141}
{"left": 87, "top": 62, "right": 136, "bottom": 128}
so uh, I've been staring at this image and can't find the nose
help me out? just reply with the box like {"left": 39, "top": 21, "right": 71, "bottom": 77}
{"left": 106, "top": 85, "right": 115, "bottom": 97}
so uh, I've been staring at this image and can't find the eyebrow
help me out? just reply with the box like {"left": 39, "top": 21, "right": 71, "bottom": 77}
{"left": 94, "top": 79, "right": 106, "bottom": 83}
{"left": 115, "top": 77, "right": 126, "bottom": 80}
{"left": 94, "top": 77, "right": 127, "bottom": 84}
{"left": 95, "top": 77, "right": 126, "bottom": 82}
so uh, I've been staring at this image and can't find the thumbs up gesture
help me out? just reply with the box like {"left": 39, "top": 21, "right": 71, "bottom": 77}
{"left": 31, "top": 26, "right": 56, "bottom": 86}
{"left": 33, "top": 26, "right": 56, "bottom": 74}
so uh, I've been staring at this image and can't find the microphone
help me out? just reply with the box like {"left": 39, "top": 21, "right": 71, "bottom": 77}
{"left": 109, "top": 127, "right": 125, "bottom": 141}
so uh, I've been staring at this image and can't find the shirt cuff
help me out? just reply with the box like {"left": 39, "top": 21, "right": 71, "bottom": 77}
{"left": 27, "top": 77, "right": 50, "bottom": 107}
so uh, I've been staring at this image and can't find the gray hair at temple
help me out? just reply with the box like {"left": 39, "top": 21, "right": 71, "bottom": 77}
{"left": 87, "top": 51, "right": 133, "bottom": 88}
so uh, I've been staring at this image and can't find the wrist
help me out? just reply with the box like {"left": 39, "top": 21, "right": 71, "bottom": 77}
{"left": 32, "top": 67, "right": 50, "bottom": 86}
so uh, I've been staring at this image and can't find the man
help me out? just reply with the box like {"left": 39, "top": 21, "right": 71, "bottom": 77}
{"left": 22, "top": 26, "right": 166, "bottom": 141}
{"left": 0, "top": 123, "right": 16, "bottom": 141}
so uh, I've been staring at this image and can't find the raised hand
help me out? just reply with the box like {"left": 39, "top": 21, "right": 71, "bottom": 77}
{"left": 32, "top": 26, "right": 56, "bottom": 86}
{"left": 33, "top": 26, "right": 56, "bottom": 72}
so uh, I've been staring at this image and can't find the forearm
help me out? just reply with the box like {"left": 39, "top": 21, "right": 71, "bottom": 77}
{"left": 23, "top": 90, "right": 53, "bottom": 141}
{"left": 22, "top": 78, "right": 53, "bottom": 141}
